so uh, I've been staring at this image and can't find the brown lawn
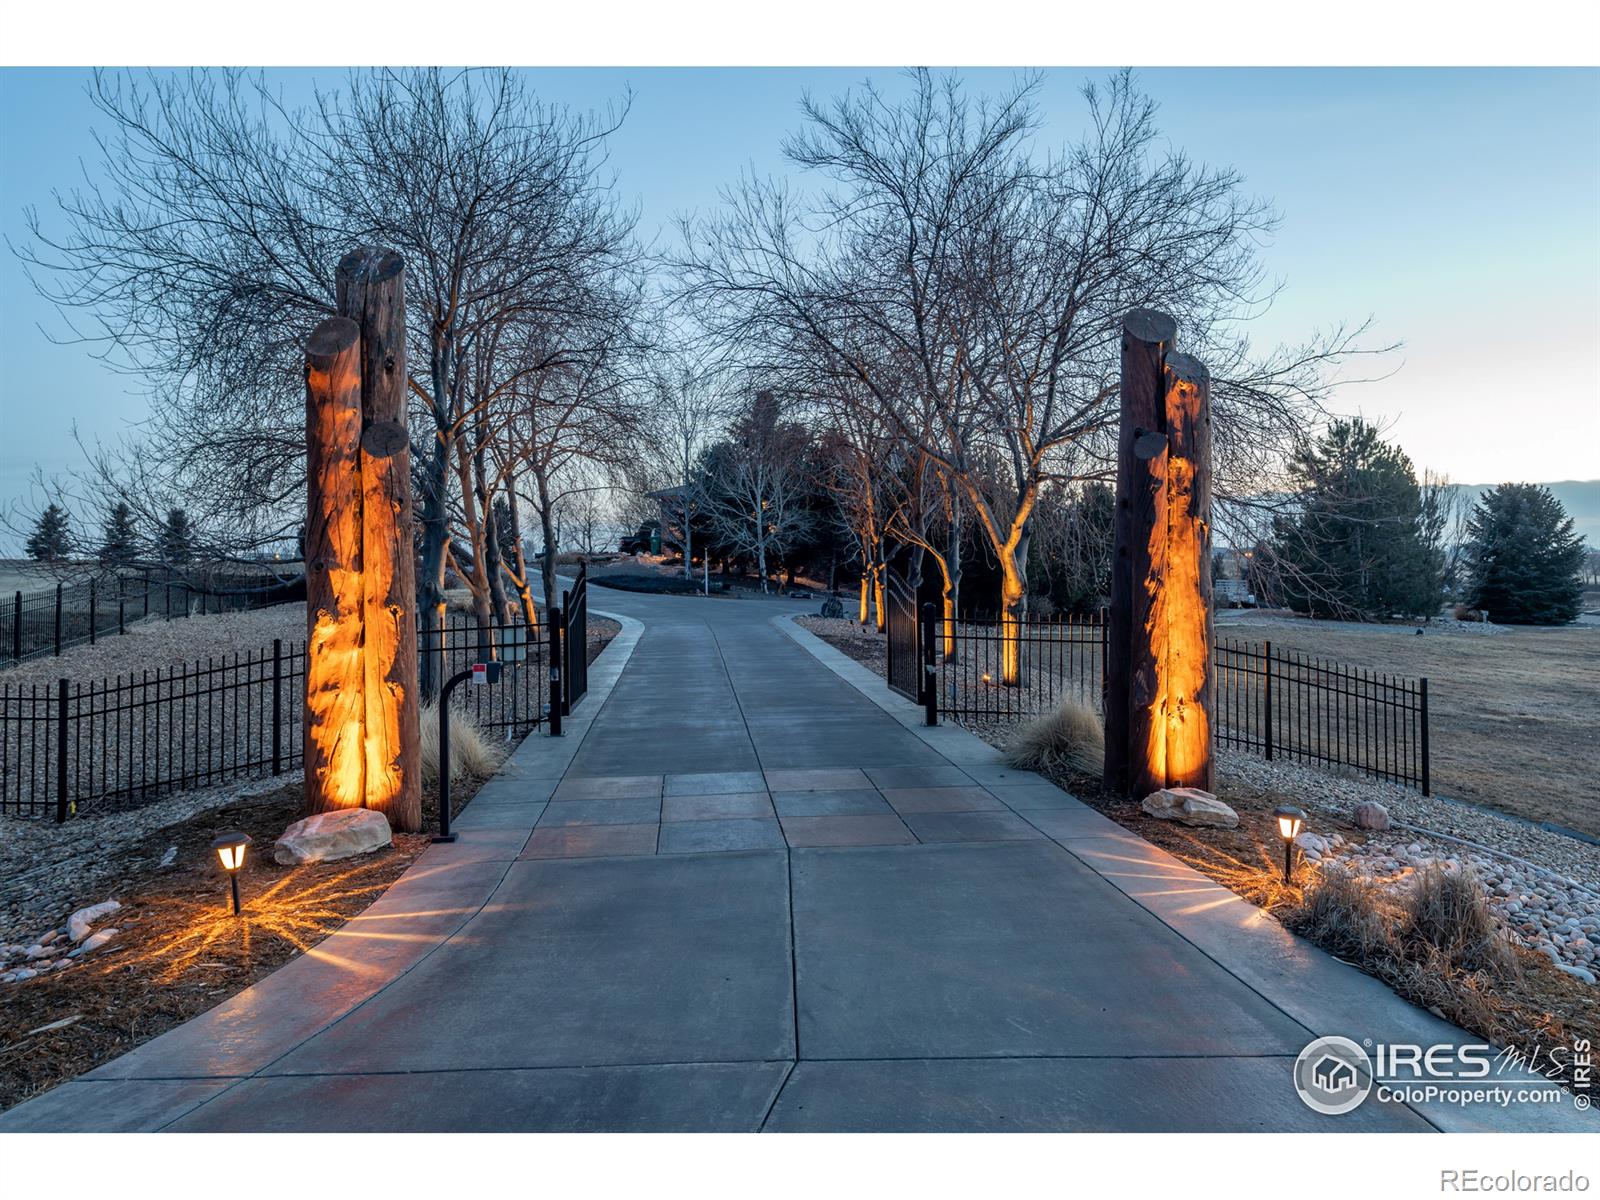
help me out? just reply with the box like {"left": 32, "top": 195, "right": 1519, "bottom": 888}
{"left": 1217, "top": 615, "right": 1600, "bottom": 838}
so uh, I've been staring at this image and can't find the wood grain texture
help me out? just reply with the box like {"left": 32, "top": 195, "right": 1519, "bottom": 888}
{"left": 303, "top": 317, "right": 366, "bottom": 815}
{"left": 337, "top": 246, "right": 422, "bottom": 833}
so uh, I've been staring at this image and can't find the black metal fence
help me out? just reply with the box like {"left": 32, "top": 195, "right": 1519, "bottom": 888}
{"left": 1214, "top": 637, "right": 1430, "bottom": 794}
{"left": 2, "top": 614, "right": 552, "bottom": 820}
{"left": 891, "top": 603, "right": 1431, "bottom": 794}
{"left": 3, "top": 568, "right": 305, "bottom": 665}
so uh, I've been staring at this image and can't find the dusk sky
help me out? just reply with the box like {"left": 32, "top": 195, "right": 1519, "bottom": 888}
{"left": 2, "top": 66, "right": 1597, "bottom": 521}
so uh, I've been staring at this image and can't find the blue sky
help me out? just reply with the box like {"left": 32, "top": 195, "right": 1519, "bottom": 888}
{"left": 2, "top": 66, "right": 1597, "bottom": 528}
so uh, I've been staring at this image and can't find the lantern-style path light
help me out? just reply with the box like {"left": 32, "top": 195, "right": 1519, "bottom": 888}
{"left": 211, "top": 831, "right": 253, "bottom": 916}
{"left": 1273, "top": 805, "right": 1306, "bottom": 885}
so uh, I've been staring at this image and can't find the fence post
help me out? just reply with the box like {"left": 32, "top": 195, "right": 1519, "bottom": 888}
{"left": 548, "top": 606, "right": 563, "bottom": 737}
{"left": 271, "top": 638, "right": 283, "bottom": 776}
{"left": 561, "top": 587, "right": 573, "bottom": 716}
{"left": 921, "top": 602, "right": 938, "bottom": 727}
{"left": 55, "top": 678, "right": 69, "bottom": 823}
{"left": 1263, "top": 640, "right": 1274, "bottom": 762}
{"left": 1419, "top": 677, "right": 1430, "bottom": 796}
{"left": 11, "top": 591, "right": 19, "bottom": 662}
{"left": 88, "top": 578, "right": 97, "bottom": 645}
{"left": 54, "top": 583, "right": 62, "bottom": 657}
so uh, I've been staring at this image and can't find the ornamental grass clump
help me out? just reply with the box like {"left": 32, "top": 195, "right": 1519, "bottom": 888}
{"left": 1003, "top": 700, "right": 1105, "bottom": 776}
{"left": 419, "top": 701, "right": 507, "bottom": 785}
{"left": 1399, "top": 862, "right": 1520, "bottom": 979}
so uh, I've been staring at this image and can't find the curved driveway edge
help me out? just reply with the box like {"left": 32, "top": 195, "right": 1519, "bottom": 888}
{"left": 0, "top": 610, "right": 645, "bottom": 1133}
{"left": 774, "top": 613, "right": 1597, "bottom": 1134}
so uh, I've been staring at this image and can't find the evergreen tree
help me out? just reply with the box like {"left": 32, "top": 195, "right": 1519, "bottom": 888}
{"left": 1271, "top": 418, "right": 1444, "bottom": 619}
{"left": 25, "top": 504, "right": 74, "bottom": 562}
{"left": 159, "top": 507, "right": 194, "bottom": 564}
{"left": 98, "top": 501, "right": 141, "bottom": 565}
{"left": 1463, "top": 483, "right": 1585, "bottom": 625}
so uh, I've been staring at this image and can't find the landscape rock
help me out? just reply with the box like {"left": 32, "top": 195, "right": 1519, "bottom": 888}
{"left": 274, "top": 808, "right": 392, "bottom": 866}
{"left": 67, "top": 900, "right": 121, "bottom": 943}
{"left": 1295, "top": 832, "right": 1328, "bottom": 855}
{"left": 1352, "top": 800, "right": 1391, "bottom": 831}
{"left": 1140, "top": 788, "right": 1239, "bottom": 829}
{"left": 68, "top": 929, "right": 118, "bottom": 957}
{"left": 1556, "top": 963, "right": 1596, "bottom": 985}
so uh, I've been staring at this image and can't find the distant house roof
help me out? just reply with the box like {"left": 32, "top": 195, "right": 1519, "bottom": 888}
{"left": 646, "top": 485, "right": 694, "bottom": 500}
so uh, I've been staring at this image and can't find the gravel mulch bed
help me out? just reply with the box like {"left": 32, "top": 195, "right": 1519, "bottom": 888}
{"left": 0, "top": 781, "right": 429, "bottom": 1113}
{"left": 0, "top": 748, "right": 521, "bottom": 1113}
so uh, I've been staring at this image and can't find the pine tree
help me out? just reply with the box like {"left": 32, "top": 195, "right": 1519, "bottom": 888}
{"left": 1271, "top": 418, "right": 1444, "bottom": 619}
{"left": 25, "top": 504, "right": 74, "bottom": 562}
{"left": 1464, "top": 483, "right": 1585, "bottom": 625}
{"left": 159, "top": 507, "right": 194, "bottom": 565}
{"left": 98, "top": 501, "right": 141, "bottom": 565}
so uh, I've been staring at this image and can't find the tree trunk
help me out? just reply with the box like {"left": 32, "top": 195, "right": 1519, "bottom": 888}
{"left": 506, "top": 498, "right": 538, "bottom": 629}
{"left": 683, "top": 494, "right": 694, "bottom": 579}
{"left": 944, "top": 497, "right": 962, "bottom": 660}
{"left": 1105, "top": 309, "right": 1178, "bottom": 796}
{"left": 536, "top": 470, "right": 559, "bottom": 616}
{"left": 334, "top": 246, "right": 421, "bottom": 833}
{"left": 999, "top": 536, "right": 1027, "bottom": 687}
{"left": 859, "top": 569, "right": 871, "bottom": 624}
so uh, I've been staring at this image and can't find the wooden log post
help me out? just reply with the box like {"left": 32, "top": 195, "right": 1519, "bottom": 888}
{"left": 1104, "top": 309, "right": 1215, "bottom": 799}
{"left": 336, "top": 246, "right": 422, "bottom": 833}
{"left": 304, "top": 317, "right": 370, "bottom": 816}
{"left": 1158, "top": 352, "right": 1214, "bottom": 794}
{"left": 1104, "top": 309, "right": 1177, "bottom": 795}
{"left": 302, "top": 248, "right": 421, "bottom": 833}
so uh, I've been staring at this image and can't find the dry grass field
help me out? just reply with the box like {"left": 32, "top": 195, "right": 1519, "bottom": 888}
{"left": 1217, "top": 612, "right": 1600, "bottom": 838}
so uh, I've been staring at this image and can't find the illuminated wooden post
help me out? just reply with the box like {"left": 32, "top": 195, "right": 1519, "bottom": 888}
{"left": 302, "top": 248, "right": 422, "bottom": 833}
{"left": 1105, "top": 309, "right": 1176, "bottom": 795}
{"left": 339, "top": 247, "right": 421, "bottom": 833}
{"left": 304, "top": 317, "right": 370, "bottom": 817}
{"left": 1104, "top": 311, "right": 1214, "bottom": 799}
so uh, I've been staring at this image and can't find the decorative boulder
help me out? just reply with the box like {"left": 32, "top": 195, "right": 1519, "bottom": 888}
{"left": 1140, "top": 787, "right": 1239, "bottom": 829}
{"left": 274, "top": 809, "right": 392, "bottom": 866}
{"left": 67, "top": 900, "right": 121, "bottom": 943}
{"left": 1352, "top": 801, "right": 1391, "bottom": 832}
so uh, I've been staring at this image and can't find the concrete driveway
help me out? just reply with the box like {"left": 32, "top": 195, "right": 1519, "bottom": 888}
{"left": 3, "top": 584, "right": 1590, "bottom": 1132}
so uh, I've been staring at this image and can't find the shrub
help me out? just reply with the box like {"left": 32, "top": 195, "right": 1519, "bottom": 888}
{"left": 1289, "top": 866, "right": 1393, "bottom": 962}
{"left": 1399, "top": 863, "right": 1519, "bottom": 979}
{"left": 419, "top": 701, "right": 507, "bottom": 785}
{"left": 1003, "top": 699, "right": 1104, "bottom": 776}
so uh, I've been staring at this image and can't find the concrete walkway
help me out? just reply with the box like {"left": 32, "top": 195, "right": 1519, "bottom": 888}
{"left": 3, "top": 587, "right": 1591, "bottom": 1132}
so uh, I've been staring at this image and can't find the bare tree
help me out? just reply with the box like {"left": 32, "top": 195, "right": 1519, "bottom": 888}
{"left": 635, "top": 351, "right": 726, "bottom": 576}
{"left": 679, "top": 69, "right": 1379, "bottom": 682}
{"left": 701, "top": 391, "right": 815, "bottom": 592}
{"left": 14, "top": 68, "right": 641, "bottom": 691}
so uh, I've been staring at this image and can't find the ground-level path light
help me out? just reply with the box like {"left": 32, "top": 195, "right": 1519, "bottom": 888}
{"left": 211, "top": 831, "right": 253, "bottom": 915}
{"left": 1274, "top": 805, "right": 1306, "bottom": 884}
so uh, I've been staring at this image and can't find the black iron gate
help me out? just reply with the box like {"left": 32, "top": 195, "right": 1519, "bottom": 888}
{"left": 562, "top": 562, "right": 589, "bottom": 715}
{"left": 884, "top": 549, "right": 939, "bottom": 704}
